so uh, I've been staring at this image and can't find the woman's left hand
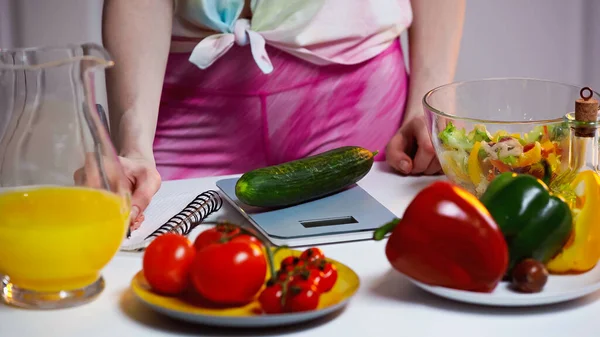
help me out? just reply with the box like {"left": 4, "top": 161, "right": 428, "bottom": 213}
{"left": 385, "top": 115, "right": 442, "bottom": 176}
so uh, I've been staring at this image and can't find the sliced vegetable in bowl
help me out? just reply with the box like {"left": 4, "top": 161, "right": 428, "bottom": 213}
{"left": 437, "top": 121, "right": 570, "bottom": 197}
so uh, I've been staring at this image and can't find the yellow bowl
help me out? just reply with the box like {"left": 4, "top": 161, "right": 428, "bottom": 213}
{"left": 130, "top": 248, "right": 360, "bottom": 328}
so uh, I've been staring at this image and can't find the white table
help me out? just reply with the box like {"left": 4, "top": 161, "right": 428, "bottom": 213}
{"left": 1, "top": 163, "right": 598, "bottom": 337}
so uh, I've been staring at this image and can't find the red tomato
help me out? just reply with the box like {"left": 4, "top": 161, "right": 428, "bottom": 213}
{"left": 232, "top": 234, "right": 263, "bottom": 247}
{"left": 317, "top": 261, "right": 338, "bottom": 293}
{"left": 285, "top": 285, "right": 320, "bottom": 312}
{"left": 277, "top": 269, "right": 294, "bottom": 282}
{"left": 280, "top": 256, "right": 300, "bottom": 270}
{"left": 282, "top": 259, "right": 306, "bottom": 274}
{"left": 194, "top": 225, "right": 263, "bottom": 252}
{"left": 142, "top": 233, "right": 196, "bottom": 295}
{"left": 193, "top": 224, "right": 240, "bottom": 251}
{"left": 258, "top": 282, "right": 284, "bottom": 314}
{"left": 300, "top": 247, "right": 325, "bottom": 262}
{"left": 289, "top": 269, "right": 322, "bottom": 292}
{"left": 190, "top": 241, "right": 267, "bottom": 304}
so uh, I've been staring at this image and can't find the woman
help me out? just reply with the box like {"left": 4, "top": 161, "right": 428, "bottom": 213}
{"left": 102, "top": 0, "right": 465, "bottom": 230}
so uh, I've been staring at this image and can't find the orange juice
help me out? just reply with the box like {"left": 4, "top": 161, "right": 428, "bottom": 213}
{"left": 0, "top": 186, "right": 130, "bottom": 292}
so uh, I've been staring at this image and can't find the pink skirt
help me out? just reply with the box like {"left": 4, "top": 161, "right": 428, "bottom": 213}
{"left": 154, "top": 39, "right": 409, "bottom": 180}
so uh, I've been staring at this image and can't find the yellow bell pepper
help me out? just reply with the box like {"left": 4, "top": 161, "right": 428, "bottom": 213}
{"left": 546, "top": 152, "right": 559, "bottom": 174}
{"left": 492, "top": 130, "right": 509, "bottom": 142}
{"left": 540, "top": 140, "right": 555, "bottom": 155}
{"left": 468, "top": 142, "right": 483, "bottom": 186}
{"left": 546, "top": 170, "right": 600, "bottom": 274}
{"left": 517, "top": 142, "right": 542, "bottom": 167}
{"left": 442, "top": 151, "right": 470, "bottom": 185}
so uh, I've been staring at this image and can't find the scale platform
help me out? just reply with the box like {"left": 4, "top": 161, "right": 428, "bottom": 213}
{"left": 216, "top": 178, "right": 397, "bottom": 247}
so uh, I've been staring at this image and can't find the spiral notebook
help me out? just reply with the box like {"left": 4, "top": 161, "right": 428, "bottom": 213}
{"left": 119, "top": 190, "right": 223, "bottom": 252}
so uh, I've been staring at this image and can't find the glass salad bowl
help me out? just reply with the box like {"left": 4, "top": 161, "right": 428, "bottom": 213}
{"left": 423, "top": 78, "right": 600, "bottom": 198}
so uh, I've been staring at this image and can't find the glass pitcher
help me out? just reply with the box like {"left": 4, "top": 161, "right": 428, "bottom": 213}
{"left": 0, "top": 43, "right": 131, "bottom": 309}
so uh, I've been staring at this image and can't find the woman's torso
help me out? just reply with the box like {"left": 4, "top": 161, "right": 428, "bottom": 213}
{"left": 171, "top": 0, "right": 413, "bottom": 72}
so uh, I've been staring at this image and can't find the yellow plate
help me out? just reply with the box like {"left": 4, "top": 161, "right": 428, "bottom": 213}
{"left": 130, "top": 248, "right": 360, "bottom": 328}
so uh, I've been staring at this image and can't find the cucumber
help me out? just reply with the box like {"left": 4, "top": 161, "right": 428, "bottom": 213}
{"left": 235, "top": 146, "right": 378, "bottom": 207}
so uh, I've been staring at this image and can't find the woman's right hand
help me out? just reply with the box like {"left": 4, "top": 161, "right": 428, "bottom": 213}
{"left": 119, "top": 155, "right": 162, "bottom": 231}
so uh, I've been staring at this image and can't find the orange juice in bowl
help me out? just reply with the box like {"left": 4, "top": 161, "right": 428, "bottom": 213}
{"left": 0, "top": 186, "right": 129, "bottom": 293}
{"left": 0, "top": 43, "right": 130, "bottom": 309}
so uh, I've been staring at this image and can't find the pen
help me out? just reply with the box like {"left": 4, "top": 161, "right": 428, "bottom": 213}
{"left": 96, "top": 104, "right": 132, "bottom": 239}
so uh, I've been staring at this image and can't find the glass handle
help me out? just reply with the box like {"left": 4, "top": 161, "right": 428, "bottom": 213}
{"left": 95, "top": 104, "right": 110, "bottom": 135}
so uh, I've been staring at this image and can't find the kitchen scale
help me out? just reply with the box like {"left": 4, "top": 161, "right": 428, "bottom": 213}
{"left": 216, "top": 178, "right": 397, "bottom": 247}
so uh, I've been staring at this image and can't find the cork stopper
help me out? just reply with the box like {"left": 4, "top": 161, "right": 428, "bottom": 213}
{"left": 574, "top": 87, "right": 599, "bottom": 137}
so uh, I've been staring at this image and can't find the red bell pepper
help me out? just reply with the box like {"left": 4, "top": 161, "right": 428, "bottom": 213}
{"left": 373, "top": 181, "right": 509, "bottom": 293}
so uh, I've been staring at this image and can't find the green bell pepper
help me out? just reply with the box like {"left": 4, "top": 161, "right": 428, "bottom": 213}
{"left": 479, "top": 172, "right": 573, "bottom": 272}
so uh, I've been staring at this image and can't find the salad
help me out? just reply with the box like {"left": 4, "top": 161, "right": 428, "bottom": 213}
{"left": 437, "top": 121, "right": 570, "bottom": 196}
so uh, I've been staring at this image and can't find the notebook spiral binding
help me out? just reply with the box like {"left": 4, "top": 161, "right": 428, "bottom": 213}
{"left": 120, "top": 190, "right": 223, "bottom": 252}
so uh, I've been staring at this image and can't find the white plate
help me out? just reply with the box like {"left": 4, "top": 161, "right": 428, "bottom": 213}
{"left": 408, "top": 263, "right": 600, "bottom": 307}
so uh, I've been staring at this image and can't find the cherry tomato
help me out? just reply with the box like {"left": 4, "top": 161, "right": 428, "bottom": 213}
{"left": 284, "top": 285, "right": 320, "bottom": 312}
{"left": 258, "top": 282, "right": 284, "bottom": 314}
{"left": 280, "top": 256, "right": 300, "bottom": 270}
{"left": 143, "top": 233, "right": 196, "bottom": 295}
{"left": 282, "top": 259, "right": 306, "bottom": 273}
{"left": 193, "top": 224, "right": 241, "bottom": 251}
{"left": 277, "top": 269, "right": 295, "bottom": 282}
{"left": 300, "top": 247, "right": 325, "bottom": 263}
{"left": 190, "top": 240, "right": 267, "bottom": 304}
{"left": 317, "top": 261, "right": 338, "bottom": 293}
{"left": 289, "top": 269, "right": 322, "bottom": 292}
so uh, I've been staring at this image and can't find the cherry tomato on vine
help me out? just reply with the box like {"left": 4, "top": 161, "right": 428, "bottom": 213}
{"left": 282, "top": 259, "right": 306, "bottom": 273}
{"left": 300, "top": 247, "right": 325, "bottom": 263}
{"left": 284, "top": 285, "right": 320, "bottom": 312}
{"left": 280, "top": 256, "right": 300, "bottom": 270}
{"left": 190, "top": 240, "right": 267, "bottom": 305}
{"left": 258, "top": 282, "right": 284, "bottom": 314}
{"left": 277, "top": 269, "right": 295, "bottom": 282}
{"left": 317, "top": 261, "right": 338, "bottom": 293}
{"left": 142, "top": 233, "right": 196, "bottom": 295}
{"left": 289, "top": 269, "right": 322, "bottom": 292}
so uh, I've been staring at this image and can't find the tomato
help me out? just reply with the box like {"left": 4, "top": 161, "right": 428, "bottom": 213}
{"left": 284, "top": 285, "right": 320, "bottom": 312}
{"left": 282, "top": 259, "right": 306, "bottom": 274}
{"left": 142, "top": 233, "right": 196, "bottom": 295}
{"left": 258, "top": 282, "right": 284, "bottom": 314}
{"left": 193, "top": 225, "right": 240, "bottom": 251}
{"left": 277, "top": 269, "right": 295, "bottom": 282}
{"left": 194, "top": 224, "right": 264, "bottom": 252}
{"left": 232, "top": 234, "right": 263, "bottom": 247}
{"left": 300, "top": 247, "right": 325, "bottom": 263}
{"left": 280, "top": 256, "right": 300, "bottom": 270}
{"left": 289, "top": 269, "right": 322, "bottom": 292}
{"left": 190, "top": 240, "right": 267, "bottom": 304}
{"left": 316, "top": 261, "right": 338, "bottom": 293}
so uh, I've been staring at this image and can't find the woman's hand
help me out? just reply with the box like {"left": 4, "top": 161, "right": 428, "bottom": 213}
{"left": 73, "top": 153, "right": 161, "bottom": 231}
{"left": 385, "top": 115, "right": 442, "bottom": 175}
{"left": 386, "top": 0, "right": 465, "bottom": 176}
{"left": 119, "top": 155, "right": 162, "bottom": 230}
